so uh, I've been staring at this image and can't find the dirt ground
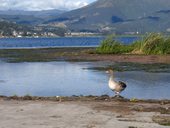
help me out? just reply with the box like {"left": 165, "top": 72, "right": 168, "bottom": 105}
{"left": 0, "top": 47, "right": 170, "bottom": 63}
{"left": 0, "top": 96, "right": 170, "bottom": 128}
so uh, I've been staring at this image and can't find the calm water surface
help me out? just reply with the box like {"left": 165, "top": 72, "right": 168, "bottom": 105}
{"left": 0, "top": 37, "right": 138, "bottom": 49}
{"left": 0, "top": 61, "right": 169, "bottom": 99}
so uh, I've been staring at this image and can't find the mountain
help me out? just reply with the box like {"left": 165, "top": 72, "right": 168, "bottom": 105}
{"left": 0, "top": 9, "right": 66, "bottom": 25}
{"left": 0, "top": 9, "right": 65, "bottom": 17}
{"left": 47, "top": 0, "right": 170, "bottom": 34}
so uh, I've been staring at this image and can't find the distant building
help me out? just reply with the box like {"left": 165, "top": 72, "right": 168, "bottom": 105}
{"left": 65, "top": 32, "right": 99, "bottom": 37}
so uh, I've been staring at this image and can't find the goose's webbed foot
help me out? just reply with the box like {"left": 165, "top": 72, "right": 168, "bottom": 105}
{"left": 114, "top": 92, "right": 124, "bottom": 99}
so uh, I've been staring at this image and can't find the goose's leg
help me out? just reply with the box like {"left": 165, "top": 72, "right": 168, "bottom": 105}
{"left": 115, "top": 92, "right": 120, "bottom": 97}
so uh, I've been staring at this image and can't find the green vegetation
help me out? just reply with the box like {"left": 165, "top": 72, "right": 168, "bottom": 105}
{"left": 132, "top": 33, "right": 170, "bottom": 54}
{"left": 130, "top": 98, "right": 139, "bottom": 102}
{"left": 0, "top": 21, "right": 31, "bottom": 36}
{"left": 0, "top": 21, "right": 66, "bottom": 37}
{"left": 96, "top": 33, "right": 170, "bottom": 55}
{"left": 96, "top": 35, "right": 133, "bottom": 54}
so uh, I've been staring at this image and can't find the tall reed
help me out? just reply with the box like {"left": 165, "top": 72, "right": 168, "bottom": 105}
{"left": 96, "top": 33, "right": 170, "bottom": 55}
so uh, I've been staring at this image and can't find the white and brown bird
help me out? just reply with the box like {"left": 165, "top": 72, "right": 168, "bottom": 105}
{"left": 106, "top": 69, "right": 127, "bottom": 96}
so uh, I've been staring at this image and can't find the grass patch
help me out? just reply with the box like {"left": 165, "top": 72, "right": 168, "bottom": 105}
{"left": 152, "top": 116, "right": 170, "bottom": 126}
{"left": 132, "top": 33, "right": 170, "bottom": 54}
{"left": 96, "top": 33, "right": 170, "bottom": 55}
{"left": 96, "top": 35, "right": 133, "bottom": 54}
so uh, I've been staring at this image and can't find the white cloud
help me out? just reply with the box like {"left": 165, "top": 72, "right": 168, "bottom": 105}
{"left": 0, "top": 0, "right": 95, "bottom": 11}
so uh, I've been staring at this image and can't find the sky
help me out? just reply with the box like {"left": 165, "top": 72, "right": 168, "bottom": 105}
{"left": 0, "top": 0, "right": 97, "bottom": 11}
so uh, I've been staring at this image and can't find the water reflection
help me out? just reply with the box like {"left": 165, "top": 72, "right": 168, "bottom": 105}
{"left": 0, "top": 61, "right": 169, "bottom": 99}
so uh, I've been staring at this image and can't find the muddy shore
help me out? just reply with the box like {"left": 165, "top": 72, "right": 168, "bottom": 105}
{"left": 0, "top": 47, "right": 170, "bottom": 63}
{"left": 0, "top": 95, "right": 170, "bottom": 128}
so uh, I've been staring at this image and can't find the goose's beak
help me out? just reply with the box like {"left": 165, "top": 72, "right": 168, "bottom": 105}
{"left": 106, "top": 71, "right": 109, "bottom": 74}
{"left": 106, "top": 69, "right": 114, "bottom": 74}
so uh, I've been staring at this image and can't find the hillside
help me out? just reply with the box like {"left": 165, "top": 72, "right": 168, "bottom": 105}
{"left": 0, "top": 9, "right": 66, "bottom": 25}
{"left": 0, "top": 20, "right": 66, "bottom": 37}
{"left": 47, "top": 0, "right": 170, "bottom": 34}
{"left": 0, "top": 20, "right": 33, "bottom": 37}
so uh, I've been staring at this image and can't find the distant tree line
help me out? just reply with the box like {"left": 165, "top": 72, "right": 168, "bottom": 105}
{"left": 0, "top": 21, "right": 66, "bottom": 37}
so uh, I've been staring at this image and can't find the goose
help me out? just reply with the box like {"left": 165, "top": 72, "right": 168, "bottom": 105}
{"left": 106, "top": 69, "right": 127, "bottom": 96}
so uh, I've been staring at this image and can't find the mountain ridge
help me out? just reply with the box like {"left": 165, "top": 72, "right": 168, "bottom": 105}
{"left": 1, "top": 0, "right": 170, "bottom": 34}
{"left": 0, "top": 9, "right": 66, "bottom": 25}
{"left": 47, "top": 0, "right": 170, "bottom": 34}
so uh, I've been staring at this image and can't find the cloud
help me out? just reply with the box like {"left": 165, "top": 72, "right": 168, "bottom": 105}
{"left": 0, "top": 0, "right": 95, "bottom": 11}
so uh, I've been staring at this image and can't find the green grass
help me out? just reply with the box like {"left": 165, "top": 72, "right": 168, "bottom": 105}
{"left": 132, "top": 33, "right": 170, "bottom": 54}
{"left": 96, "top": 33, "right": 170, "bottom": 55}
{"left": 96, "top": 35, "right": 133, "bottom": 54}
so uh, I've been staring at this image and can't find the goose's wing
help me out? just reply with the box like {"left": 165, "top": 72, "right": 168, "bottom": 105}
{"left": 118, "top": 81, "right": 127, "bottom": 88}
{"left": 114, "top": 81, "right": 127, "bottom": 92}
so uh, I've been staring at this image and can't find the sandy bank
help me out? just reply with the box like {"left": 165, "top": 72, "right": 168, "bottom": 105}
{"left": 0, "top": 96, "right": 170, "bottom": 128}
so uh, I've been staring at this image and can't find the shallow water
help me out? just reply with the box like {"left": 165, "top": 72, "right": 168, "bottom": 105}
{"left": 0, "top": 61, "right": 169, "bottom": 99}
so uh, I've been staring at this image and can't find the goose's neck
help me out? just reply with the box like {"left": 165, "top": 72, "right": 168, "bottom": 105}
{"left": 109, "top": 74, "right": 114, "bottom": 81}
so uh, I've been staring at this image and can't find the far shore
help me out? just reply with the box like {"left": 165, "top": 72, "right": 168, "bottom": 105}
{"left": 0, "top": 47, "right": 170, "bottom": 63}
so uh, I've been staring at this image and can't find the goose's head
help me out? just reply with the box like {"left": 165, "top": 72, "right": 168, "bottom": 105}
{"left": 106, "top": 69, "right": 114, "bottom": 75}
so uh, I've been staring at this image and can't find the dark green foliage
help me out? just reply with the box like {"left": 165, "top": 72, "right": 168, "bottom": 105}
{"left": 132, "top": 33, "right": 170, "bottom": 54}
{"left": 163, "top": 37, "right": 170, "bottom": 54}
{"left": 0, "top": 20, "right": 66, "bottom": 37}
{"left": 0, "top": 21, "right": 33, "bottom": 36}
{"left": 96, "top": 33, "right": 170, "bottom": 55}
{"left": 96, "top": 35, "right": 133, "bottom": 54}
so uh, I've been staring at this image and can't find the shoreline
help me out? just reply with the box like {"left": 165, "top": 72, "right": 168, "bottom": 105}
{"left": 1, "top": 95, "right": 170, "bottom": 103}
{"left": 0, "top": 47, "right": 170, "bottom": 63}
{"left": 0, "top": 95, "right": 169, "bottom": 127}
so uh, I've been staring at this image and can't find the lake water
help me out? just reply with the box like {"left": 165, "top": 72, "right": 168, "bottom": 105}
{"left": 0, "top": 61, "right": 169, "bottom": 99}
{"left": 0, "top": 37, "right": 138, "bottom": 49}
